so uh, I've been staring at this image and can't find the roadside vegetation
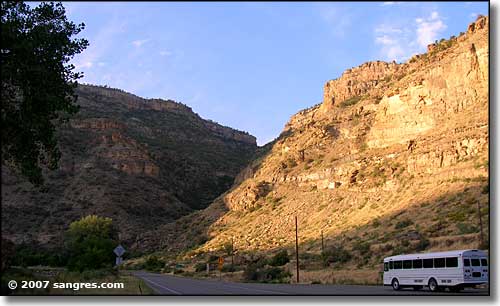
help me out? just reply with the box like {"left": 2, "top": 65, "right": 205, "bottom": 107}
{"left": 1, "top": 215, "right": 154, "bottom": 295}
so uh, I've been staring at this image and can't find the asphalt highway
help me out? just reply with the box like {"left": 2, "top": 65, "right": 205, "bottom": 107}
{"left": 133, "top": 271, "right": 489, "bottom": 296}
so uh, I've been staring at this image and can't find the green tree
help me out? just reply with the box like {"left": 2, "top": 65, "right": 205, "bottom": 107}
{"left": 65, "top": 215, "right": 118, "bottom": 272}
{"left": 1, "top": 1, "right": 88, "bottom": 185}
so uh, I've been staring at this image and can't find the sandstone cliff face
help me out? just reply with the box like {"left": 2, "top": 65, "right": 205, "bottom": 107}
{"left": 2, "top": 85, "right": 257, "bottom": 247}
{"left": 321, "top": 61, "right": 401, "bottom": 111}
{"left": 139, "top": 17, "right": 489, "bottom": 263}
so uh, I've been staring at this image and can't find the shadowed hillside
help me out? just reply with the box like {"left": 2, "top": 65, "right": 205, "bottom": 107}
{"left": 1, "top": 84, "right": 257, "bottom": 248}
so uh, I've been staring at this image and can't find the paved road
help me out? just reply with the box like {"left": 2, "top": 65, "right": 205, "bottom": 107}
{"left": 133, "top": 271, "right": 489, "bottom": 296}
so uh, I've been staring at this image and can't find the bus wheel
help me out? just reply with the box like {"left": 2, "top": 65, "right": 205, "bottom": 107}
{"left": 428, "top": 278, "right": 439, "bottom": 292}
{"left": 392, "top": 278, "right": 401, "bottom": 291}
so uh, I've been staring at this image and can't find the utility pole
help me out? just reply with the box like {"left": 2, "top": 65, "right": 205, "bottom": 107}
{"left": 477, "top": 201, "right": 484, "bottom": 248}
{"left": 321, "top": 230, "right": 325, "bottom": 254}
{"left": 231, "top": 237, "right": 234, "bottom": 271}
{"left": 295, "top": 216, "right": 300, "bottom": 284}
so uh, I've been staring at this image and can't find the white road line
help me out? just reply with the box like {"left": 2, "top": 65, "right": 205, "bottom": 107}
{"left": 141, "top": 276, "right": 182, "bottom": 295}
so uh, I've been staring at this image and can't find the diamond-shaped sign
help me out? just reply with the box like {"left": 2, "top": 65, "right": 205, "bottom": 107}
{"left": 114, "top": 245, "right": 126, "bottom": 257}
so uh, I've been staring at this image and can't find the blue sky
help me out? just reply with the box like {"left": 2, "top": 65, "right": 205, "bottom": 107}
{"left": 57, "top": 1, "right": 488, "bottom": 145}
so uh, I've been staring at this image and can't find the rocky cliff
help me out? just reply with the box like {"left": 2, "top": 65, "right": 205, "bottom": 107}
{"left": 1, "top": 84, "right": 257, "bottom": 247}
{"left": 138, "top": 16, "right": 489, "bottom": 267}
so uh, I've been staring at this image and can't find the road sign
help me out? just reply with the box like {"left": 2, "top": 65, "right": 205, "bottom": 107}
{"left": 114, "top": 245, "right": 126, "bottom": 257}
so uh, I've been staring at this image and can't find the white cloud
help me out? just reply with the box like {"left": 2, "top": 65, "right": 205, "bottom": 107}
{"left": 375, "top": 35, "right": 396, "bottom": 45}
{"left": 381, "top": 2, "right": 405, "bottom": 6}
{"left": 374, "top": 24, "right": 409, "bottom": 61}
{"left": 415, "top": 11, "right": 447, "bottom": 48}
{"left": 132, "top": 39, "right": 150, "bottom": 48}
{"left": 374, "top": 11, "right": 447, "bottom": 62}
{"left": 159, "top": 50, "right": 173, "bottom": 57}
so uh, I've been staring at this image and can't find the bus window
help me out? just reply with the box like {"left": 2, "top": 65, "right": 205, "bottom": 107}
{"left": 464, "top": 259, "right": 470, "bottom": 266}
{"left": 394, "top": 261, "right": 402, "bottom": 269}
{"left": 384, "top": 262, "right": 389, "bottom": 271}
{"left": 471, "top": 259, "right": 480, "bottom": 266}
{"left": 423, "top": 258, "right": 433, "bottom": 268}
{"left": 389, "top": 261, "right": 393, "bottom": 269}
{"left": 481, "top": 259, "right": 488, "bottom": 266}
{"left": 413, "top": 259, "right": 422, "bottom": 269}
{"left": 434, "top": 258, "right": 445, "bottom": 268}
{"left": 403, "top": 260, "right": 412, "bottom": 269}
{"left": 446, "top": 257, "right": 458, "bottom": 268}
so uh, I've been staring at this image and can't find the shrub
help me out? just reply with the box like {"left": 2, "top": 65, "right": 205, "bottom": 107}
{"left": 391, "top": 245, "right": 410, "bottom": 256}
{"left": 264, "top": 267, "right": 291, "bottom": 282}
{"left": 223, "top": 242, "right": 234, "bottom": 257}
{"left": 143, "top": 256, "right": 166, "bottom": 272}
{"left": 243, "top": 264, "right": 291, "bottom": 283}
{"left": 359, "top": 142, "right": 368, "bottom": 152}
{"left": 415, "top": 237, "right": 430, "bottom": 252}
{"left": 456, "top": 223, "right": 478, "bottom": 235}
{"left": 353, "top": 241, "right": 371, "bottom": 255}
{"left": 448, "top": 211, "right": 467, "bottom": 222}
{"left": 268, "top": 250, "right": 290, "bottom": 267}
{"left": 194, "top": 262, "right": 207, "bottom": 272}
{"left": 208, "top": 255, "right": 219, "bottom": 263}
{"left": 395, "top": 219, "right": 413, "bottom": 229}
{"left": 321, "top": 246, "right": 352, "bottom": 267}
{"left": 243, "top": 263, "right": 260, "bottom": 281}
{"left": 482, "top": 184, "right": 489, "bottom": 194}
{"left": 64, "top": 215, "right": 118, "bottom": 272}
{"left": 381, "top": 243, "right": 394, "bottom": 252}
{"left": 10, "top": 244, "right": 68, "bottom": 268}
{"left": 284, "top": 158, "right": 297, "bottom": 168}
{"left": 221, "top": 265, "right": 237, "bottom": 272}
{"left": 339, "top": 96, "right": 363, "bottom": 108}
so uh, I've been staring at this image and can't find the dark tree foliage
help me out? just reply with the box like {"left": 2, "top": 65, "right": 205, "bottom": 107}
{"left": 268, "top": 250, "right": 290, "bottom": 266}
{"left": 64, "top": 215, "right": 118, "bottom": 272}
{"left": 1, "top": 1, "right": 88, "bottom": 185}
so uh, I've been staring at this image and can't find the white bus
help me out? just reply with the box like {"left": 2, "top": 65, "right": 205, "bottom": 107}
{"left": 383, "top": 249, "right": 488, "bottom": 292}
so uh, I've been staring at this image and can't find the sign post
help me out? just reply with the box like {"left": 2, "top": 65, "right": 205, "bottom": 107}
{"left": 295, "top": 216, "right": 299, "bottom": 284}
{"left": 218, "top": 257, "right": 224, "bottom": 281}
{"left": 114, "top": 244, "right": 126, "bottom": 267}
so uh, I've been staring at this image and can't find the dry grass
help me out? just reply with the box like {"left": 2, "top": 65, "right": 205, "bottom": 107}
{"left": 290, "top": 268, "right": 381, "bottom": 285}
